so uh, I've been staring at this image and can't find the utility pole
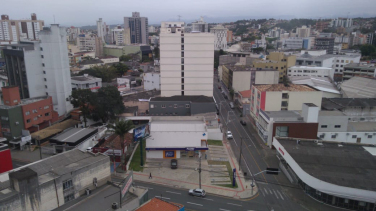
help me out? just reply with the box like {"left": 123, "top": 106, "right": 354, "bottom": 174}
{"left": 239, "top": 137, "right": 243, "bottom": 171}
{"left": 199, "top": 155, "right": 202, "bottom": 189}
{"left": 140, "top": 137, "right": 143, "bottom": 167}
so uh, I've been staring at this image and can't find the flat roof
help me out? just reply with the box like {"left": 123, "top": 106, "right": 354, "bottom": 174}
{"left": 253, "top": 84, "right": 317, "bottom": 92}
{"left": 150, "top": 95, "right": 214, "bottom": 103}
{"left": 341, "top": 76, "right": 376, "bottom": 98}
{"left": 31, "top": 119, "right": 81, "bottom": 140}
{"left": 224, "top": 64, "right": 255, "bottom": 71}
{"left": 277, "top": 139, "right": 376, "bottom": 191}
{"left": 71, "top": 75, "right": 101, "bottom": 81}
{"left": 347, "top": 122, "right": 376, "bottom": 132}
{"left": 344, "top": 63, "right": 376, "bottom": 69}
{"left": 0, "top": 95, "right": 50, "bottom": 109}
{"left": 321, "top": 98, "right": 376, "bottom": 110}
{"left": 318, "top": 110, "right": 346, "bottom": 116}
{"left": 289, "top": 76, "right": 340, "bottom": 94}
{"left": 289, "top": 66, "right": 332, "bottom": 70}
{"left": 50, "top": 128, "right": 97, "bottom": 143}
{"left": 261, "top": 110, "right": 302, "bottom": 119}
{"left": 78, "top": 59, "right": 104, "bottom": 65}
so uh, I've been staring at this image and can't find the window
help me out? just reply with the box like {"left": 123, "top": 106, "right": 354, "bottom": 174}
{"left": 331, "top": 135, "right": 336, "bottom": 139}
{"left": 33, "top": 117, "right": 37, "bottom": 121}
{"left": 352, "top": 135, "right": 357, "bottom": 138}
{"left": 40, "top": 47, "right": 43, "bottom": 51}
{"left": 174, "top": 104, "right": 178, "bottom": 108}
{"left": 1, "top": 116, "right": 9, "bottom": 121}
{"left": 181, "top": 65, "right": 184, "bottom": 71}
{"left": 45, "top": 112, "right": 50, "bottom": 116}
{"left": 41, "top": 55, "right": 44, "bottom": 58}
{"left": 46, "top": 92, "right": 48, "bottom": 96}
{"left": 276, "top": 126, "right": 288, "bottom": 137}
{"left": 43, "top": 71, "right": 46, "bottom": 74}
{"left": 27, "top": 119, "right": 31, "bottom": 123}
{"left": 161, "top": 105, "right": 166, "bottom": 108}
{"left": 368, "top": 135, "right": 373, "bottom": 138}
{"left": 321, "top": 125, "right": 327, "bottom": 128}
{"left": 181, "top": 52, "right": 184, "bottom": 57}
{"left": 45, "top": 85, "right": 47, "bottom": 88}
{"left": 64, "top": 194, "right": 74, "bottom": 203}
{"left": 185, "top": 104, "right": 190, "bottom": 108}
{"left": 334, "top": 125, "right": 341, "bottom": 128}
{"left": 44, "top": 78, "right": 47, "bottom": 81}
{"left": 181, "top": 58, "right": 184, "bottom": 64}
{"left": 42, "top": 63, "right": 45, "bottom": 67}
{"left": 63, "top": 179, "right": 73, "bottom": 190}
{"left": 150, "top": 104, "right": 154, "bottom": 108}
{"left": 32, "top": 109, "right": 38, "bottom": 113}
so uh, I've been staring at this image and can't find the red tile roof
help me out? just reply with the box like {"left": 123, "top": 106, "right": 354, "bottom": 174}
{"left": 136, "top": 198, "right": 183, "bottom": 211}
{"left": 239, "top": 89, "right": 253, "bottom": 98}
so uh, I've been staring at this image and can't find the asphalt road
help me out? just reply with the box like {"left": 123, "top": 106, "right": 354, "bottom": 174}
{"left": 213, "top": 75, "right": 304, "bottom": 211}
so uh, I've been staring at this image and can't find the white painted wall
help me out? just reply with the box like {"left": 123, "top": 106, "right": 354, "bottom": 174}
{"left": 288, "top": 92, "right": 322, "bottom": 111}
{"left": 255, "top": 71, "right": 279, "bottom": 84}
{"left": 144, "top": 72, "right": 160, "bottom": 90}
{"left": 147, "top": 150, "right": 163, "bottom": 158}
{"left": 318, "top": 132, "right": 376, "bottom": 144}
{"left": 232, "top": 71, "right": 251, "bottom": 92}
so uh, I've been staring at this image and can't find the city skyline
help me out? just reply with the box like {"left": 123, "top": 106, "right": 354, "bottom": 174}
{"left": 2, "top": 0, "right": 376, "bottom": 26}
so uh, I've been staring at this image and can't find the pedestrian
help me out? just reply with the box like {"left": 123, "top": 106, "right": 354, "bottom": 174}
{"left": 149, "top": 172, "right": 152, "bottom": 179}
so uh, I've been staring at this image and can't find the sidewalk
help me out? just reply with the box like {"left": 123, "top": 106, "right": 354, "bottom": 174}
{"left": 116, "top": 138, "right": 259, "bottom": 200}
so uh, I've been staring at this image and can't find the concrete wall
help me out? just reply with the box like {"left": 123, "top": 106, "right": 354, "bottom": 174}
{"left": 255, "top": 71, "right": 279, "bottom": 84}
{"left": 265, "top": 92, "right": 283, "bottom": 111}
{"left": 149, "top": 101, "right": 191, "bottom": 116}
{"left": 0, "top": 106, "right": 24, "bottom": 139}
{"left": 288, "top": 91, "right": 322, "bottom": 111}
{"left": 191, "top": 102, "right": 216, "bottom": 115}
{"left": 143, "top": 73, "right": 160, "bottom": 91}
{"left": 232, "top": 72, "right": 251, "bottom": 92}
{"left": 318, "top": 131, "right": 376, "bottom": 144}
{"left": 147, "top": 150, "right": 163, "bottom": 158}
{"left": 318, "top": 115, "right": 348, "bottom": 132}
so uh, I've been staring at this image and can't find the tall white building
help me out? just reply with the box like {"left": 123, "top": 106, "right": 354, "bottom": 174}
{"left": 148, "top": 25, "right": 156, "bottom": 33}
{"left": 124, "top": 12, "right": 149, "bottom": 44}
{"left": 96, "top": 18, "right": 105, "bottom": 42}
{"left": 0, "top": 13, "right": 44, "bottom": 44}
{"left": 330, "top": 18, "right": 353, "bottom": 28}
{"left": 110, "top": 26, "right": 124, "bottom": 45}
{"left": 192, "top": 17, "right": 208, "bottom": 32}
{"left": 76, "top": 34, "right": 96, "bottom": 51}
{"left": 3, "top": 24, "right": 73, "bottom": 116}
{"left": 160, "top": 22, "right": 214, "bottom": 97}
{"left": 210, "top": 25, "right": 228, "bottom": 50}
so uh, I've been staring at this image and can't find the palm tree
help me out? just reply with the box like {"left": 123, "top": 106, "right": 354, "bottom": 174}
{"left": 109, "top": 120, "right": 135, "bottom": 170}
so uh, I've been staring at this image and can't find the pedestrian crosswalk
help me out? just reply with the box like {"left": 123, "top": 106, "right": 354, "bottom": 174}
{"left": 259, "top": 187, "right": 287, "bottom": 201}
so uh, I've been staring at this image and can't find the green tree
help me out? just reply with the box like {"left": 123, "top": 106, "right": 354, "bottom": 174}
{"left": 79, "top": 65, "right": 118, "bottom": 82}
{"left": 92, "top": 86, "right": 125, "bottom": 123}
{"left": 360, "top": 44, "right": 376, "bottom": 56}
{"left": 119, "top": 55, "right": 132, "bottom": 62}
{"left": 112, "top": 63, "right": 129, "bottom": 76}
{"left": 153, "top": 46, "right": 160, "bottom": 59}
{"left": 229, "top": 89, "right": 235, "bottom": 99}
{"left": 259, "top": 27, "right": 268, "bottom": 34}
{"left": 108, "top": 120, "right": 135, "bottom": 170}
{"left": 70, "top": 89, "right": 96, "bottom": 127}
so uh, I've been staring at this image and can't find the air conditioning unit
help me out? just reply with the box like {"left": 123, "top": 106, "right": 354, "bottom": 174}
{"left": 319, "top": 134, "right": 325, "bottom": 138}
{"left": 346, "top": 133, "right": 350, "bottom": 135}
{"left": 15, "top": 122, "right": 19, "bottom": 125}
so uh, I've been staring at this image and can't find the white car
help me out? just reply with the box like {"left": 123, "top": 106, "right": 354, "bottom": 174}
{"left": 226, "top": 131, "right": 233, "bottom": 139}
{"left": 188, "top": 189, "right": 206, "bottom": 197}
{"left": 86, "top": 147, "right": 92, "bottom": 152}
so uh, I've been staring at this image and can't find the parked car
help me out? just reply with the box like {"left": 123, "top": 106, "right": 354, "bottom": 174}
{"left": 229, "top": 102, "right": 234, "bottom": 109}
{"left": 86, "top": 147, "right": 92, "bottom": 152}
{"left": 240, "top": 120, "right": 246, "bottom": 126}
{"left": 224, "top": 94, "right": 228, "bottom": 99}
{"left": 188, "top": 189, "right": 206, "bottom": 197}
{"left": 171, "top": 159, "right": 178, "bottom": 169}
{"left": 218, "top": 86, "right": 221, "bottom": 89}
{"left": 226, "top": 131, "right": 233, "bottom": 139}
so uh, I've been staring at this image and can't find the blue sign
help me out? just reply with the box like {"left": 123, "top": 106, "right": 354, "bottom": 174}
{"left": 202, "top": 133, "right": 206, "bottom": 136}
{"left": 133, "top": 123, "right": 150, "bottom": 142}
{"left": 165, "top": 151, "right": 175, "bottom": 158}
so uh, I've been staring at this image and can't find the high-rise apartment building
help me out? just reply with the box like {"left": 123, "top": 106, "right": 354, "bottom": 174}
{"left": 253, "top": 52, "right": 296, "bottom": 82}
{"left": 124, "top": 12, "right": 149, "bottom": 44}
{"left": 96, "top": 18, "right": 105, "bottom": 42}
{"left": 3, "top": 24, "right": 73, "bottom": 117}
{"left": 76, "top": 34, "right": 96, "bottom": 51}
{"left": 160, "top": 22, "right": 214, "bottom": 97}
{"left": 297, "top": 25, "right": 311, "bottom": 38}
{"left": 315, "top": 37, "right": 335, "bottom": 54}
{"left": 0, "top": 13, "right": 44, "bottom": 44}
{"left": 191, "top": 17, "right": 208, "bottom": 32}
{"left": 330, "top": 18, "right": 353, "bottom": 28}
{"left": 110, "top": 26, "right": 124, "bottom": 45}
{"left": 210, "top": 25, "right": 228, "bottom": 50}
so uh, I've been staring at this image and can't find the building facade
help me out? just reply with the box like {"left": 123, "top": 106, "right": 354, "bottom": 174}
{"left": 76, "top": 34, "right": 96, "bottom": 51}
{"left": 210, "top": 25, "right": 228, "bottom": 50}
{"left": 250, "top": 84, "right": 322, "bottom": 119}
{"left": 3, "top": 25, "right": 73, "bottom": 117}
{"left": 343, "top": 63, "right": 376, "bottom": 81}
{"left": 71, "top": 75, "right": 102, "bottom": 91}
{"left": 124, "top": 12, "right": 149, "bottom": 45}
{"left": 191, "top": 17, "right": 208, "bottom": 32}
{"left": 160, "top": 22, "right": 214, "bottom": 97}
{"left": 253, "top": 52, "right": 296, "bottom": 82}
{"left": 288, "top": 66, "right": 334, "bottom": 78}
{"left": 143, "top": 72, "right": 160, "bottom": 90}
{"left": 0, "top": 13, "right": 44, "bottom": 44}
{"left": 315, "top": 37, "right": 335, "bottom": 54}
{"left": 297, "top": 25, "right": 311, "bottom": 38}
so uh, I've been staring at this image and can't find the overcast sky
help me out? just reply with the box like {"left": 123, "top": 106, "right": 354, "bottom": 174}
{"left": 3, "top": 0, "right": 376, "bottom": 26}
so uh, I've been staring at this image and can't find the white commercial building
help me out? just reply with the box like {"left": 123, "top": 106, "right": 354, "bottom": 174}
{"left": 71, "top": 74, "right": 102, "bottom": 92}
{"left": 143, "top": 72, "right": 160, "bottom": 90}
{"left": 76, "top": 34, "right": 96, "bottom": 51}
{"left": 283, "top": 37, "right": 304, "bottom": 50}
{"left": 210, "top": 25, "right": 228, "bottom": 50}
{"left": 3, "top": 24, "right": 73, "bottom": 116}
{"left": 110, "top": 26, "right": 124, "bottom": 45}
{"left": 288, "top": 66, "right": 334, "bottom": 79}
{"left": 160, "top": 21, "right": 214, "bottom": 97}
{"left": 146, "top": 117, "right": 210, "bottom": 159}
{"left": 0, "top": 13, "right": 44, "bottom": 44}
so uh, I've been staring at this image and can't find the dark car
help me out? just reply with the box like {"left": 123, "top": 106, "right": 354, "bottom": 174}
{"left": 218, "top": 86, "right": 221, "bottom": 89}
{"left": 240, "top": 120, "right": 246, "bottom": 126}
{"left": 171, "top": 159, "right": 178, "bottom": 169}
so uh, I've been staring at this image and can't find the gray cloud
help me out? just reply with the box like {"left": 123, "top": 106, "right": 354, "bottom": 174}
{"left": 2, "top": 0, "right": 376, "bottom": 27}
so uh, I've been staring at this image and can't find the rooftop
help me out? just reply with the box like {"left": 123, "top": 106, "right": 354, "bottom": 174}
{"left": 321, "top": 98, "right": 376, "bottom": 110}
{"left": 253, "top": 84, "right": 317, "bottom": 92}
{"left": 277, "top": 138, "right": 376, "bottom": 191}
{"left": 50, "top": 128, "right": 97, "bottom": 143}
{"left": 122, "top": 90, "right": 161, "bottom": 101}
{"left": 318, "top": 110, "right": 346, "bottom": 116}
{"left": 31, "top": 119, "right": 81, "bottom": 140}
{"left": 344, "top": 63, "right": 376, "bottom": 69}
{"left": 150, "top": 95, "right": 214, "bottom": 103}
{"left": 289, "top": 76, "right": 340, "bottom": 94}
{"left": 99, "top": 133, "right": 133, "bottom": 150}
{"left": 297, "top": 53, "right": 360, "bottom": 61}
{"left": 341, "top": 76, "right": 376, "bottom": 98}
{"left": 136, "top": 198, "right": 184, "bottom": 211}
{"left": 0, "top": 95, "right": 50, "bottom": 109}
{"left": 71, "top": 75, "right": 101, "bottom": 81}
{"left": 261, "top": 110, "right": 302, "bottom": 120}
{"left": 78, "top": 59, "right": 104, "bottom": 65}
{"left": 224, "top": 64, "right": 255, "bottom": 71}
{"left": 239, "top": 89, "right": 252, "bottom": 98}
{"left": 289, "top": 65, "right": 332, "bottom": 70}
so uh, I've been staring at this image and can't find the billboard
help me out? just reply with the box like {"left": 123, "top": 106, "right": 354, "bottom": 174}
{"left": 133, "top": 123, "right": 150, "bottom": 142}
{"left": 121, "top": 171, "right": 133, "bottom": 198}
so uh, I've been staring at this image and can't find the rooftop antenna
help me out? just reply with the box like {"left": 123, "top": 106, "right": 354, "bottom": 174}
{"left": 178, "top": 15, "right": 182, "bottom": 22}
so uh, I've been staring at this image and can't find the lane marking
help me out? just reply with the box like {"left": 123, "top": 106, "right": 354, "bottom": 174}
{"left": 277, "top": 190, "right": 284, "bottom": 200}
{"left": 155, "top": 196, "right": 170, "bottom": 200}
{"left": 227, "top": 203, "right": 242, "bottom": 207}
{"left": 273, "top": 189, "right": 279, "bottom": 199}
{"left": 137, "top": 186, "right": 153, "bottom": 189}
{"left": 264, "top": 188, "right": 268, "bottom": 194}
{"left": 220, "top": 209, "right": 231, "bottom": 211}
{"left": 202, "top": 198, "right": 213, "bottom": 201}
{"left": 187, "top": 202, "right": 203, "bottom": 206}
{"left": 260, "top": 189, "right": 265, "bottom": 197}
{"left": 166, "top": 191, "right": 181, "bottom": 195}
